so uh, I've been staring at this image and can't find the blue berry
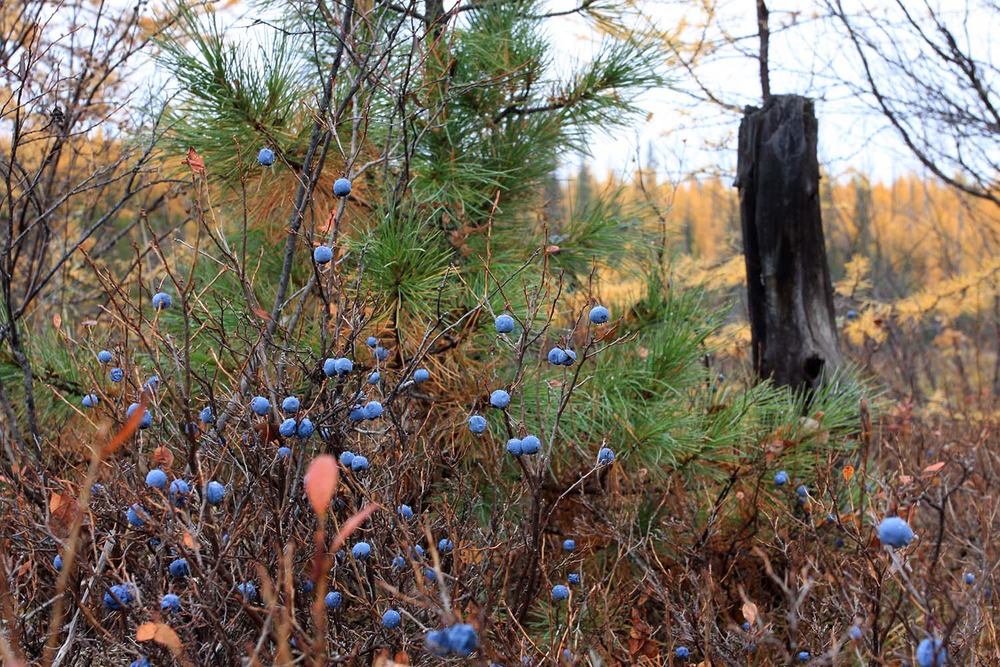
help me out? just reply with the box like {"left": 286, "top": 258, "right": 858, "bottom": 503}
{"left": 279, "top": 418, "right": 297, "bottom": 437}
{"left": 333, "top": 177, "right": 352, "bottom": 197}
{"left": 126, "top": 402, "right": 152, "bottom": 429}
{"left": 916, "top": 638, "right": 946, "bottom": 667}
{"left": 547, "top": 348, "right": 568, "bottom": 365}
{"left": 426, "top": 629, "right": 450, "bottom": 656}
{"left": 146, "top": 469, "right": 167, "bottom": 489}
{"left": 849, "top": 625, "right": 862, "bottom": 640}
{"left": 675, "top": 647, "right": 690, "bottom": 660}
{"left": 374, "top": 346, "right": 389, "bottom": 361}
{"left": 205, "top": 481, "right": 225, "bottom": 505}
{"left": 568, "top": 573, "right": 580, "bottom": 585}
{"left": 507, "top": 438, "right": 523, "bottom": 457}
{"left": 322, "top": 358, "right": 337, "bottom": 376}
{"left": 552, "top": 584, "right": 569, "bottom": 600}
{"left": 169, "top": 479, "right": 190, "bottom": 506}
{"left": 398, "top": 504, "right": 413, "bottom": 519}
{"left": 520, "top": 435, "right": 541, "bottom": 454}
{"left": 438, "top": 538, "right": 453, "bottom": 553}
{"left": 277, "top": 446, "right": 292, "bottom": 460}
{"left": 964, "top": 572, "right": 975, "bottom": 585}
{"left": 877, "top": 516, "right": 914, "bottom": 548}
{"left": 495, "top": 314, "right": 515, "bottom": 333}
{"left": 161, "top": 593, "right": 180, "bottom": 612}
{"left": 237, "top": 582, "right": 257, "bottom": 601}
{"left": 352, "top": 542, "right": 371, "bottom": 559}
{"left": 412, "top": 545, "right": 425, "bottom": 559}
{"left": 281, "top": 396, "right": 300, "bottom": 413}
{"left": 169, "top": 558, "right": 189, "bottom": 577}
{"left": 296, "top": 418, "right": 314, "bottom": 438}
{"left": 743, "top": 621, "right": 751, "bottom": 632}
{"left": 339, "top": 451, "right": 355, "bottom": 466}
{"left": 366, "top": 336, "right": 378, "bottom": 348}
{"left": 562, "top": 349, "right": 577, "bottom": 366}
{"left": 382, "top": 609, "right": 402, "bottom": 628}
{"left": 368, "top": 371, "right": 380, "bottom": 384}
{"left": 847, "top": 309, "right": 857, "bottom": 319}
{"left": 109, "top": 367, "right": 124, "bottom": 382}
{"left": 334, "top": 357, "right": 353, "bottom": 375}
{"left": 413, "top": 368, "right": 430, "bottom": 384}
{"left": 145, "top": 375, "right": 160, "bottom": 392}
{"left": 350, "top": 455, "right": 369, "bottom": 472}
{"left": 425, "top": 568, "right": 437, "bottom": 580}
{"left": 797, "top": 485, "right": 808, "bottom": 497}
{"left": 98, "top": 350, "right": 112, "bottom": 364}
{"left": 490, "top": 389, "right": 511, "bottom": 409}
{"left": 393, "top": 556, "right": 406, "bottom": 568}
{"left": 127, "top": 504, "right": 148, "bottom": 527}
{"left": 589, "top": 305, "right": 610, "bottom": 324}
{"left": 82, "top": 393, "right": 99, "bottom": 408}
{"left": 364, "top": 401, "right": 383, "bottom": 419}
{"left": 445, "top": 624, "right": 478, "bottom": 656}
{"left": 53, "top": 554, "right": 63, "bottom": 570}
{"left": 597, "top": 447, "right": 615, "bottom": 465}
{"left": 774, "top": 470, "right": 788, "bottom": 485}
{"left": 199, "top": 406, "right": 214, "bottom": 423}
{"left": 103, "top": 583, "right": 134, "bottom": 610}
{"left": 250, "top": 396, "right": 270, "bottom": 415}
{"left": 152, "top": 291, "right": 172, "bottom": 310}
{"left": 468, "top": 415, "right": 487, "bottom": 434}
{"left": 313, "top": 245, "right": 333, "bottom": 264}
{"left": 797, "top": 652, "right": 809, "bottom": 662}
{"left": 324, "top": 591, "right": 342, "bottom": 609}
{"left": 130, "top": 659, "right": 150, "bottom": 667}
{"left": 349, "top": 405, "right": 366, "bottom": 421}
{"left": 563, "top": 539, "right": 576, "bottom": 551}
{"left": 257, "top": 147, "right": 275, "bottom": 166}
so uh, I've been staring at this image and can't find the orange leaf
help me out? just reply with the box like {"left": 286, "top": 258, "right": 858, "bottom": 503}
{"left": 545, "top": 245, "right": 560, "bottom": 254}
{"left": 52, "top": 313, "right": 61, "bottom": 329}
{"left": 136, "top": 623, "right": 157, "bottom": 642}
{"left": 181, "top": 147, "right": 206, "bottom": 175}
{"left": 742, "top": 601, "right": 757, "bottom": 625}
{"left": 842, "top": 465, "right": 855, "bottom": 483}
{"left": 101, "top": 391, "right": 150, "bottom": 458}
{"left": 152, "top": 446, "right": 174, "bottom": 469}
{"left": 329, "top": 502, "right": 380, "bottom": 554}
{"left": 183, "top": 530, "right": 196, "bottom": 550}
{"left": 49, "top": 493, "right": 80, "bottom": 538}
{"left": 922, "top": 461, "right": 945, "bottom": 476}
{"left": 304, "top": 455, "right": 339, "bottom": 517}
{"left": 136, "top": 622, "right": 182, "bottom": 651}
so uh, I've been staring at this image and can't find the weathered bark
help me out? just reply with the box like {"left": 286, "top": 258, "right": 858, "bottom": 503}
{"left": 735, "top": 95, "right": 842, "bottom": 390}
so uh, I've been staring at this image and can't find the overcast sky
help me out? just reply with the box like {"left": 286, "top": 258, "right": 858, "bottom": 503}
{"left": 543, "top": 0, "right": 996, "bottom": 185}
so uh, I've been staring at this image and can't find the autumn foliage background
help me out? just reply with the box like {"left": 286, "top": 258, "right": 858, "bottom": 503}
{"left": 1, "top": 0, "right": 999, "bottom": 666}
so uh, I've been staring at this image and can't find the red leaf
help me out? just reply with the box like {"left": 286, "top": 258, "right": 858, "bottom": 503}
{"left": 181, "top": 147, "right": 206, "bottom": 175}
{"left": 250, "top": 304, "right": 274, "bottom": 322}
{"left": 329, "top": 502, "right": 380, "bottom": 554}
{"left": 304, "top": 455, "right": 339, "bottom": 517}
{"left": 922, "top": 461, "right": 945, "bottom": 476}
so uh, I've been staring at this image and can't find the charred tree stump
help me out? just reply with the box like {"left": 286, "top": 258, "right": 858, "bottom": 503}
{"left": 736, "top": 95, "right": 842, "bottom": 390}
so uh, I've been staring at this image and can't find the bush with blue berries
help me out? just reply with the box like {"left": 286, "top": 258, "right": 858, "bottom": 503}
{"left": 5, "top": 2, "right": 989, "bottom": 664}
